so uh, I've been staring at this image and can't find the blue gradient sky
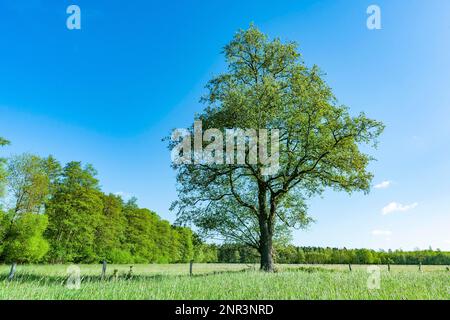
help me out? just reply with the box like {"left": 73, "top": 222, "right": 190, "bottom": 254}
{"left": 1, "top": 0, "right": 449, "bottom": 250}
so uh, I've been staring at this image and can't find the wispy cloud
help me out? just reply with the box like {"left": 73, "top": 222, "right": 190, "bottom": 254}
{"left": 382, "top": 202, "right": 418, "bottom": 215}
{"left": 371, "top": 229, "right": 392, "bottom": 236}
{"left": 374, "top": 180, "right": 391, "bottom": 189}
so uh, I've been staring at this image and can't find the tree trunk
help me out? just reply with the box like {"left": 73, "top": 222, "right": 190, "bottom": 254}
{"left": 260, "top": 226, "right": 274, "bottom": 271}
{"left": 257, "top": 181, "right": 275, "bottom": 272}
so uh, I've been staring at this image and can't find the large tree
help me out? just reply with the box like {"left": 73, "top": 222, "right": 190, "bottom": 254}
{"left": 169, "top": 26, "right": 384, "bottom": 271}
{"left": 6, "top": 154, "right": 53, "bottom": 215}
{"left": 45, "top": 162, "right": 103, "bottom": 263}
{"left": 0, "top": 154, "right": 53, "bottom": 261}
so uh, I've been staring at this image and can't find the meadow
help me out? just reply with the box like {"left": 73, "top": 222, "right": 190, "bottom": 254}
{"left": 0, "top": 264, "right": 448, "bottom": 300}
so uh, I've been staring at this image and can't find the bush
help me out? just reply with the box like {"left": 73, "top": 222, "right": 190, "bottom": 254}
{"left": 107, "top": 248, "right": 135, "bottom": 264}
{"left": 2, "top": 213, "right": 49, "bottom": 263}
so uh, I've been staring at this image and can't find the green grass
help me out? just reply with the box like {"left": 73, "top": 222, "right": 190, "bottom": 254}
{"left": 0, "top": 264, "right": 448, "bottom": 300}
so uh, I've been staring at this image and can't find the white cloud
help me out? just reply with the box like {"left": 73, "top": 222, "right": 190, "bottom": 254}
{"left": 374, "top": 180, "right": 391, "bottom": 189}
{"left": 371, "top": 229, "right": 392, "bottom": 236}
{"left": 382, "top": 202, "right": 418, "bottom": 215}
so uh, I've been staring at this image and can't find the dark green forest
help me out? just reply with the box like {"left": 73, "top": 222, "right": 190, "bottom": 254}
{"left": 0, "top": 141, "right": 449, "bottom": 265}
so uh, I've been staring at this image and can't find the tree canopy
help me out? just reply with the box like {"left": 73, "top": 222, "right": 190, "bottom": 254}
{"left": 169, "top": 25, "right": 384, "bottom": 271}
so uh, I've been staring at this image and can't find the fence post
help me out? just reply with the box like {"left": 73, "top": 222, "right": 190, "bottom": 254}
{"left": 387, "top": 263, "right": 390, "bottom": 272}
{"left": 348, "top": 263, "right": 352, "bottom": 272}
{"left": 101, "top": 260, "right": 107, "bottom": 279}
{"left": 419, "top": 262, "right": 422, "bottom": 272}
{"left": 8, "top": 262, "right": 17, "bottom": 281}
{"left": 127, "top": 266, "right": 133, "bottom": 279}
{"left": 189, "top": 260, "right": 194, "bottom": 276}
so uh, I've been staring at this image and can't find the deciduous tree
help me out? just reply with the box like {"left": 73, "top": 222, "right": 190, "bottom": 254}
{"left": 170, "top": 26, "right": 384, "bottom": 271}
{"left": 45, "top": 162, "right": 103, "bottom": 263}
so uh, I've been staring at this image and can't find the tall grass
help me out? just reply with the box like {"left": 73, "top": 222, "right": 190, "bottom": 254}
{"left": 0, "top": 264, "right": 448, "bottom": 300}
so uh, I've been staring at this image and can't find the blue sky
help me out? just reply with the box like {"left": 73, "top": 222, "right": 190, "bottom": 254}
{"left": 1, "top": 0, "right": 449, "bottom": 251}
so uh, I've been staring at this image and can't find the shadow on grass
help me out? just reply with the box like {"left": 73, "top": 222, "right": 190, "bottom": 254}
{"left": 0, "top": 273, "right": 166, "bottom": 285}
{"left": 0, "top": 267, "right": 255, "bottom": 285}
{"left": 0, "top": 265, "right": 350, "bottom": 285}
{"left": 282, "top": 266, "right": 337, "bottom": 273}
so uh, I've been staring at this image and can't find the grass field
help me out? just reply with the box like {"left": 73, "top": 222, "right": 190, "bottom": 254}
{"left": 0, "top": 264, "right": 448, "bottom": 300}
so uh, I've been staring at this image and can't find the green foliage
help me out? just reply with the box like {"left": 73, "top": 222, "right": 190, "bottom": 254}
{"left": 0, "top": 162, "right": 7, "bottom": 199}
{"left": 45, "top": 162, "right": 104, "bottom": 263}
{"left": 123, "top": 202, "right": 160, "bottom": 263}
{"left": 0, "top": 154, "right": 198, "bottom": 264}
{"left": 0, "top": 137, "right": 9, "bottom": 198}
{"left": 193, "top": 235, "right": 218, "bottom": 263}
{"left": 0, "top": 154, "right": 53, "bottom": 263}
{"left": 193, "top": 243, "right": 219, "bottom": 263}
{"left": 169, "top": 25, "right": 384, "bottom": 270}
{"left": 6, "top": 154, "right": 52, "bottom": 214}
{"left": 123, "top": 199, "right": 194, "bottom": 264}
{"left": 1, "top": 213, "right": 49, "bottom": 263}
{"left": 209, "top": 244, "right": 450, "bottom": 265}
{"left": 0, "top": 155, "right": 199, "bottom": 265}
{"left": 217, "top": 243, "right": 259, "bottom": 263}
{"left": 172, "top": 226, "right": 194, "bottom": 262}
{"left": 0, "top": 210, "right": 8, "bottom": 256}
{"left": 95, "top": 193, "right": 127, "bottom": 262}
{"left": 107, "top": 248, "right": 135, "bottom": 264}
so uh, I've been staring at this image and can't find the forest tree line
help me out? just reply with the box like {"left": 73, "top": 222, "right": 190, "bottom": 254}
{"left": 0, "top": 148, "right": 449, "bottom": 265}
{"left": 0, "top": 152, "right": 194, "bottom": 264}
{"left": 195, "top": 244, "right": 450, "bottom": 265}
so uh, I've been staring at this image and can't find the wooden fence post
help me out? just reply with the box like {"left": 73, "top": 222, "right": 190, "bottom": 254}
{"left": 8, "top": 262, "right": 17, "bottom": 281}
{"left": 387, "top": 263, "right": 390, "bottom": 272}
{"left": 101, "top": 260, "right": 107, "bottom": 279}
{"left": 419, "top": 262, "right": 422, "bottom": 272}
{"left": 127, "top": 266, "right": 133, "bottom": 279}
{"left": 189, "top": 260, "right": 194, "bottom": 276}
{"left": 348, "top": 263, "right": 352, "bottom": 272}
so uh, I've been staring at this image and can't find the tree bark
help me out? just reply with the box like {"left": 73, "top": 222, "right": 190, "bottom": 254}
{"left": 257, "top": 181, "right": 274, "bottom": 272}
{"left": 259, "top": 222, "right": 274, "bottom": 271}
